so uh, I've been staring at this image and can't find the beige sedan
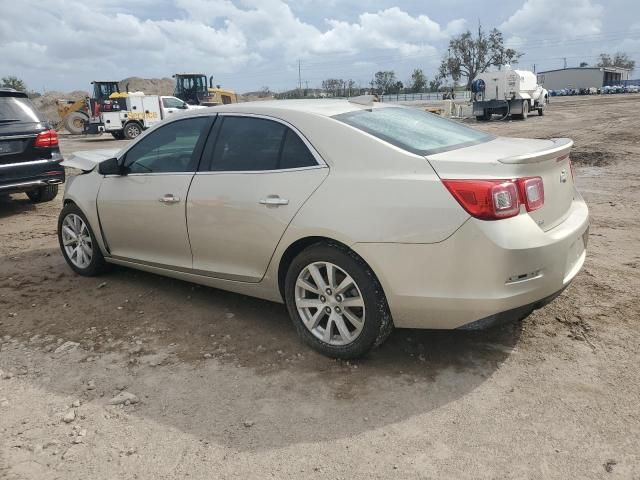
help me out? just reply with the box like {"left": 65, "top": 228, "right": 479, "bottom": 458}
{"left": 58, "top": 99, "right": 589, "bottom": 358}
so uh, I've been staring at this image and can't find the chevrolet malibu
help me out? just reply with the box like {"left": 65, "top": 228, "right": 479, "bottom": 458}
{"left": 58, "top": 99, "right": 589, "bottom": 358}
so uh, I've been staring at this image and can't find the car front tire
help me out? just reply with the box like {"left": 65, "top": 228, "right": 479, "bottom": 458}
{"left": 58, "top": 203, "right": 107, "bottom": 276}
{"left": 284, "top": 243, "right": 393, "bottom": 359}
{"left": 26, "top": 184, "right": 59, "bottom": 203}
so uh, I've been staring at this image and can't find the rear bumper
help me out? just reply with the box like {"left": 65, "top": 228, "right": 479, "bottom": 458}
{"left": 0, "top": 158, "right": 65, "bottom": 193}
{"left": 353, "top": 196, "right": 589, "bottom": 329}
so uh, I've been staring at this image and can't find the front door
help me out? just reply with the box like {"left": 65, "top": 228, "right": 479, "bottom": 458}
{"left": 161, "top": 96, "right": 187, "bottom": 116}
{"left": 97, "top": 116, "right": 212, "bottom": 268}
{"left": 187, "top": 115, "right": 328, "bottom": 282}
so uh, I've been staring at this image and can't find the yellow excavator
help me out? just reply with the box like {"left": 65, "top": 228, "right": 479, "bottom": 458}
{"left": 172, "top": 73, "right": 237, "bottom": 106}
{"left": 56, "top": 81, "right": 121, "bottom": 134}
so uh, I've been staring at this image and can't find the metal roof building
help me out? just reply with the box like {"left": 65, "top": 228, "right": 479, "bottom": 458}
{"left": 537, "top": 67, "right": 632, "bottom": 90}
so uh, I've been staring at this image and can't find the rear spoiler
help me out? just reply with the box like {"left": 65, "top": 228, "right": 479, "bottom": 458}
{"left": 498, "top": 138, "right": 573, "bottom": 164}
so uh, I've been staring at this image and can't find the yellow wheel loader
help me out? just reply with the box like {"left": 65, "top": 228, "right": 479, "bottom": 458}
{"left": 56, "top": 81, "right": 120, "bottom": 134}
{"left": 172, "top": 73, "right": 237, "bottom": 106}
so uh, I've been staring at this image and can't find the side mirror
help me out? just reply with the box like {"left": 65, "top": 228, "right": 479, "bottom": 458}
{"left": 98, "top": 157, "right": 124, "bottom": 175}
{"left": 179, "top": 103, "right": 188, "bottom": 109}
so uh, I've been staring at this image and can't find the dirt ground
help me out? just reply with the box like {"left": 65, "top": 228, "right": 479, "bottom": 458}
{"left": 1, "top": 95, "right": 639, "bottom": 479}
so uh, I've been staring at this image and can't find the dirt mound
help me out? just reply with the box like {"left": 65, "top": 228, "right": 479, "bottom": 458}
{"left": 119, "top": 77, "right": 175, "bottom": 96}
{"left": 570, "top": 150, "right": 617, "bottom": 167}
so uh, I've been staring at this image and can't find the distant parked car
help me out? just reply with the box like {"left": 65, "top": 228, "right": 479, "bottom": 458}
{"left": 58, "top": 100, "right": 589, "bottom": 358}
{"left": 0, "top": 88, "right": 64, "bottom": 202}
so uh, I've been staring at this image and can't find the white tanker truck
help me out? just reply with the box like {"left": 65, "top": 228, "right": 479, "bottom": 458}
{"left": 471, "top": 67, "right": 548, "bottom": 121}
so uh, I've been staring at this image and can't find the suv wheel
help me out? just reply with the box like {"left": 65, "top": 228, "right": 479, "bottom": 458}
{"left": 58, "top": 203, "right": 107, "bottom": 276}
{"left": 284, "top": 243, "right": 393, "bottom": 359}
{"left": 26, "top": 184, "right": 58, "bottom": 203}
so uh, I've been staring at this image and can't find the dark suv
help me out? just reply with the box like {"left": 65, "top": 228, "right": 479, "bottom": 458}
{"left": 0, "top": 88, "right": 64, "bottom": 203}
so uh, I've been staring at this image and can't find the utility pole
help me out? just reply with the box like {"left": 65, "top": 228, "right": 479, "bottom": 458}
{"left": 563, "top": 57, "right": 567, "bottom": 69}
{"left": 298, "top": 60, "right": 302, "bottom": 91}
{"left": 533, "top": 64, "right": 536, "bottom": 73}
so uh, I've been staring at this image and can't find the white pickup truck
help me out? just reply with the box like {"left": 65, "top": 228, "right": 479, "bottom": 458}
{"left": 101, "top": 95, "right": 204, "bottom": 140}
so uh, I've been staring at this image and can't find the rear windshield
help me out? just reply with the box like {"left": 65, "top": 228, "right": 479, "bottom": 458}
{"left": 0, "top": 95, "right": 46, "bottom": 123}
{"left": 333, "top": 106, "right": 492, "bottom": 155}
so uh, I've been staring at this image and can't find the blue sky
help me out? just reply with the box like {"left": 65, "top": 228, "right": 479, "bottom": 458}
{"left": 1, "top": 0, "right": 638, "bottom": 93}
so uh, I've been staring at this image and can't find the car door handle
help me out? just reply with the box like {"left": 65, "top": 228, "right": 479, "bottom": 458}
{"left": 159, "top": 194, "right": 180, "bottom": 204}
{"left": 259, "top": 196, "right": 289, "bottom": 206}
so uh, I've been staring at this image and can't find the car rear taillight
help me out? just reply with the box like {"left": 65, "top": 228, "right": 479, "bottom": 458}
{"left": 443, "top": 177, "right": 544, "bottom": 220}
{"left": 518, "top": 177, "right": 544, "bottom": 212}
{"left": 34, "top": 129, "right": 59, "bottom": 148}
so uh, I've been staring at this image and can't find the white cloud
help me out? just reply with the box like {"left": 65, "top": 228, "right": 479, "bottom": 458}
{"left": 0, "top": 0, "right": 463, "bottom": 91}
{"left": 501, "top": 0, "right": 603, "bottom": 40}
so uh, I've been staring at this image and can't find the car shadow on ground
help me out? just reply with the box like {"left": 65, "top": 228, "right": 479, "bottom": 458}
{"left": 1, "top": 248, "right": 524, "bottom": 451}
{"left": 0, "top": 194, "right": 37, "bottom": 219}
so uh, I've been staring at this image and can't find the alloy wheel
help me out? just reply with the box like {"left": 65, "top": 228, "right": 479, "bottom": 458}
{"left": 61, "top": 214, "right": 93, "bottom": 269}
{"left": 295, "top": 261, "right": 365, "bottom": 346}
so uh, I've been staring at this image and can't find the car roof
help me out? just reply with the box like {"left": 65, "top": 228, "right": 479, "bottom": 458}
{"left": 206, "top": 99, "right": 392, "bottom": 118}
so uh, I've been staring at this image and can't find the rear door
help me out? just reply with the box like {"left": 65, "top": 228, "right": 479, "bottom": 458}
{"left": 187, "top": 114, "right": 328, "bottom": 282}
{"left": 97, "top": 116, "right": 213, "bottom": 268}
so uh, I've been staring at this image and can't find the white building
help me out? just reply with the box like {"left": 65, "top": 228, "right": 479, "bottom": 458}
{"left": 537, "top": 67, "right": 632, "bottom": 90}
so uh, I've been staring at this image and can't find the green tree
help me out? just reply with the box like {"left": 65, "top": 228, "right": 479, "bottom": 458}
{"left": 1, "top": 76, "right": 27, "bottom": 92}
{"left": 373, "top": 71, "right": 397, "bottom": 94}
{"left": 429, "top": 77, "right": 443, "bottom": 92}
{"left": 439, "top": 24, "right": 522, "bottom": 88}
{"left": 409, "top": 69, "right": 427, "bottom": 93}
{"left": 597, "top": 52, "right": 635, "bottom": 71}
{"left": 321, "top": 78, "right": 346, "bottom": 97}
{"left": 579, "top": 62, "right": 589, "bottom": 68}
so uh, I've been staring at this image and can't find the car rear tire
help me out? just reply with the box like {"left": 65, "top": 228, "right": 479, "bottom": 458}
{"left": 538, "top": 107, "right": 544, "bottom": 116}
{"left": 476, "top": 111, "right": 491, "bottom": 121}
{"left": 58, "top": 203, "right": 108, "bottom": 276}
{"left": 284, "top": 243, "right": 393, "bottom": 359}
{"left": 26, "top": 184, "right": 58, "bottom": 203}
{"left": 513, "top": 100, "right": 529, "bottom": 120}
{"left": 123, "top": 122, "right": 142, "bottom": 140}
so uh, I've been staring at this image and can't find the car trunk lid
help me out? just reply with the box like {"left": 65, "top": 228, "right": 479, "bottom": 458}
{"left": 427, "top": 137, "right": 575, "bottom": 231}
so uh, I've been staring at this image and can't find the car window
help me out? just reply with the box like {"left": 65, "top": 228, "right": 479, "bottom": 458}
{"left": 280, "top": 129, "right": 317, "bottom": 169}
{"left": 208, "top": 116, "right": 318, "bottom": 172}
{"left": 0, "top": 95, "right": 46, "bottom": 123}
{"left": 333, "top": 107, "right": 493, "bottom": 155}
{"left": 210, "top": 117, "right": 286, "bottom": 171}
{"left": 162, "top": 97, "right": 184, "bottom": 109}
{"left": 124, "top": 117, "right": 209, "bottom": 174}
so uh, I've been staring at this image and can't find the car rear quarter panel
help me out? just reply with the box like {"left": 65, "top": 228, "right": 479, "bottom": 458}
{"left": 276, "top": 112, "right": 470, "bottom": 245}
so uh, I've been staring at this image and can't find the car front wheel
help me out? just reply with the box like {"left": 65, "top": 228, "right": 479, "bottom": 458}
{"left": 58, "top": 203, "right": 107, "bottom": 276}
{"left": 284, "top": 243, "right": 393, "bottom": 359}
